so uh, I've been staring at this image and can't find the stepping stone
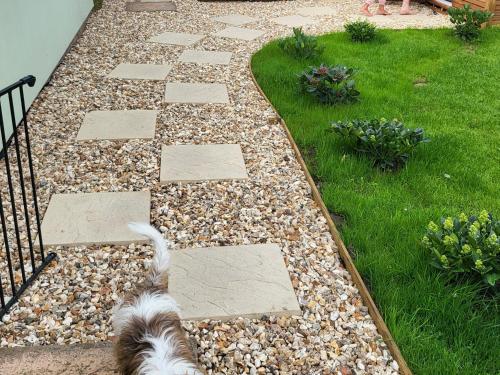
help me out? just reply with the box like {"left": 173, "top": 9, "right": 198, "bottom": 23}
{"left": 160, "top": 144, "right": 248, "bottom": 183}
{"left": 76, "top": 110, "right": 158, "bottom": 141}
{"left": 178, "top": 50, "right": 232, "bottom": 65}
{"left": 213, "top": 26, "right": 265, "bottom": 41}
{"left": 169, "top": 244, "right": 301, "bottom": 321}
{"left": 107, "top": 63, "right": 172, "bottom": 80}
{"left": 272, "top": 15, "right": 317, "bottom": 27}
{"left": 164, "top": 83, "right": 229, "bottom": 104}
{"left": 211, "top": 14, "right": 257, "bottom": 26}
{"left": 40, "top": 191, "right": 150, "bottom": 246}
{"left": 148, "top": 31, "right": 205, "bottom": 46}
{"left": 126, "top": 1, "right": 176, "bottom": 12}
{"left": 296, "top": 6, "right": 337, "bottom": 16}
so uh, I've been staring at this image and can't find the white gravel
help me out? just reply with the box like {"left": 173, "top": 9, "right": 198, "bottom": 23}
{"left": 0, "top": 0, "right": 449, "bottom": 373}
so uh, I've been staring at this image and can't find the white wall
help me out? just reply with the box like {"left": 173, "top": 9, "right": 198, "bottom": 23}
{"left": 0, "top": 0, "right": 93, "bottom": 144}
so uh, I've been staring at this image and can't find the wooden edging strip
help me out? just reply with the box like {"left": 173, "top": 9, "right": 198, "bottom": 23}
{"left": 248, "top": 60, "right": 412, "bottom": 375}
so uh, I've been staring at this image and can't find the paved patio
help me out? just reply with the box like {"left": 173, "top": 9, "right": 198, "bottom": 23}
{"left": 0, "top": 0, "right": 449, "bottom": 373}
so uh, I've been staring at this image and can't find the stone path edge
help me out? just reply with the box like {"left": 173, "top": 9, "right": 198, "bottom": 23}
{"left": 247, "top": 59, "right": 412, "bottom": 375}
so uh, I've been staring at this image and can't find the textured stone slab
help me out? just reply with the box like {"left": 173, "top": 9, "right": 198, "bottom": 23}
{"left": 126, "top": 2, "right": 176, "bottom": 12}
{"left": 40, "top": 192, "right": 150, "bottom": 246}
{"left": 160, "top": 144, "right": 248, "bottom": 183}
{"left": 296, "top": 6, "right": 337, "bottom": 16}
{"left": 212, "top": 26, "right": 265, "bottom": 41}
{"left": 178, "top": 50, "right": 232, "bottom": 65}
{"left": 272, "top": 15, "right": 318, "bottom": 27}
{"left": 169, "top": 244, "right": 301, "bottom": 321}
{"left": 107, "top": 63, "right": 172, "bottom": 80}
{"left": 148, "top": 31, "right": 205, "bottom": 46}
{"left": 164, "top": 83, "right": 229, "bottom": 104}
{"left": 211, "top": 14, "right": 257, "bottom": 26}
{"left": 77, "top": 110, "right": 157, "bottom": 141}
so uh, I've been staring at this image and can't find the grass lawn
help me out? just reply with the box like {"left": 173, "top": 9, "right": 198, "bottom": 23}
{"left": 252, "top": 28, "right": 500, "bottom": 374}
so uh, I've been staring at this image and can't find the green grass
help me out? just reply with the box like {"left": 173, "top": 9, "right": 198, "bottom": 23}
{"left": 252, "top": 28, "right": 500, "bottom": 374}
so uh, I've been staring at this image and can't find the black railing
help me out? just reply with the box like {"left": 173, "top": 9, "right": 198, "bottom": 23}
{"left": 0, "top": 76, "right": 56, "bottom": 318}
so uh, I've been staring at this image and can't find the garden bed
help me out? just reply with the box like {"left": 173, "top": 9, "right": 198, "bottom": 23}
{"left": 251, "top": 27, "right": 500, "bottom": 374}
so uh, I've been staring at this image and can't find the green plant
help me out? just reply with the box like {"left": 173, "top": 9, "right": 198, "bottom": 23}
{"left": 344, "top": 20, "right": 377, "bottom": 42}
{"left": 298, "top": 64, "right": 359, "bottom": 105}
{"left": 331, "top": 118, "right": 429, "bottom": 170}
{"left": 278, "top": 27, "right": 325, "bottom": 59}
{"left": 93, "top": 0, "right": 103, "bottom": 10}
{"left": 423, "top": 211, "right": 499, "bottom": 287}
{"left": 448, "top": 5, "right": 493, "bottom": 42}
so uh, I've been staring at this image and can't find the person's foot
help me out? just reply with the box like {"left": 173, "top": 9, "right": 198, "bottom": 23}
{"left": 377, "top": 7, "right": 392, "bottom": 15}
{"left": 400, "top": 7, "right": 417, "bottom": 15}
{"left": 360, "top": 5, "right": 374, "bottom": 16}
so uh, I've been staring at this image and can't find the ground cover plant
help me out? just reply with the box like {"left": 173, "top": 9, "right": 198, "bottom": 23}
{"left": 448, "top": 5, "right": 493, "bottom": 42}
{"left": 331, "top": 118, "right": 429, "bottom": 170}
{"left": 298, "top": 65, "right": 359, "bottom": 105}
{"left": 278, "top": 27, "right": 325, "bottom": 59}
{"left": 252, "top": 28, "right": 500, "bottom": 374}
{"left": 345, "top": 20, "right": 377, "bottom": 42}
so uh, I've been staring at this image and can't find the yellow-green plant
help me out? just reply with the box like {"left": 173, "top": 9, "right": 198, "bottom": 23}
{"left": 423, "top": 211, "right": 499, "bottom": 287}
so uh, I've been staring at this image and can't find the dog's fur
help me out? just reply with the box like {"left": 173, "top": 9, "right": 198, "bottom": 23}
{"left": 112, "top": 223, "right": 203, "bottom": 375}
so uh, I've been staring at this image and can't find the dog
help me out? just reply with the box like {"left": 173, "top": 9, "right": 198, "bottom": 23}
{"left": 111, "top": 223, "right": 204, "bottom": 375}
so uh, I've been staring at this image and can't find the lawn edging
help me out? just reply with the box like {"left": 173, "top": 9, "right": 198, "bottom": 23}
{"left": 248, "top": 59, "right": 412, "bottom": 375}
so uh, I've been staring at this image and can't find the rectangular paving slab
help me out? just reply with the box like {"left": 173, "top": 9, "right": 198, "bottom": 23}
{"left": 212, "top": 26, "right": 265, "bottom": 41}
{"left": 76, "top": 110, "right": 158, "bottom": 141}
{"left": 160, "top": 144, "right": 248, "bottom": 183}
{"left": 148, "top": 31, "right": 205, "bottom": 46}
{"left": 107, "top": 63, "right": 172, "bottom": 80}
{"left": 272, "top": 15, "right": 318, "bottom": 27}
{"left": 178, "top": 50, "right": 232, "bottom": 65}
{"left": 40, "top": 191, "right": 150, "bottom": 246}
{"left": 211, "top": 14, "right": 257, "bottom": 26}
{"left": 169, "top": 244, "right": 302, "bottom": 321}
{"left": 164, "top": 83, "right": 229, "bottom": 104}
{"left": 125, "top": 1, "right": 176, "bottom": 12}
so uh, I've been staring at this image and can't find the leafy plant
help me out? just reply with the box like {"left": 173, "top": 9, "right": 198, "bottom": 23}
{"left": 344, "top": 20, "right": 377, "bottom": 42}
{"left": 331, "top": 118, "right": 429, "bottom": 170}
{"left": 93, "top": 0, "right": 103, "bottom": 10}
{"left": 448, "top": 5, "right": 493, "bottom": 42}
{"left": 423, "top": 211, "right": 499, "bottom": 287}
{"left": 298, "top": 64, "right": 359, "bottom": 105}
{"left": 278, "top": 27, "right": 325, "bottom": 59}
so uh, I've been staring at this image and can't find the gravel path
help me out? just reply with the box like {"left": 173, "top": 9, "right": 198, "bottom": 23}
{"left": 0, "top": 0, "right": 448, "bottom": 373}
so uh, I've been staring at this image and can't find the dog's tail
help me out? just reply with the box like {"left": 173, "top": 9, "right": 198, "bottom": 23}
{"left": 128, "top": 222, "right": 170, "bottom": 287}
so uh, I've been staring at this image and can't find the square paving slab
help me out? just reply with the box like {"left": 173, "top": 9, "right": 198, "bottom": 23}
{"left": 77, "top": 110, "right": 158, "bottom": 141}
{"left": 160, "top": 144, "right": 248, "bottom": 183}
{"left": 164, "top": 83, "right": 229, "bottom": 104}
{"left": 148, "top": 31, "right": 205, "bottom": 46}
{"left": 169, "top": 244, "right": 301, "bottom": 321}
{"left": 125, "top": 1, "right": 176, "bottom": 12}
{"left": 107, "top": 63, "right": 172, "bottom": 80}
{"left": 272, "top": 15, "right": 318, "bottom": 27}
{"left": 178, "top": 50, "right": 232, "bottom": 65}
{"left": 40, "top": 192, "right": 150, "bottom": 246}
{"left": 211, "top": 14, "right": 257, "bottom": 26}
{"left": 212, "top": 26, "right": 265, "bottom": 41}
{"left": 296, "top": 6, "right": 337, "bottom": 16}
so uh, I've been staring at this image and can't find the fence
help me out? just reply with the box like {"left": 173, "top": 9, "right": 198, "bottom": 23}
{"left": 0, "top": 76, "right": 56, "bottom": 318}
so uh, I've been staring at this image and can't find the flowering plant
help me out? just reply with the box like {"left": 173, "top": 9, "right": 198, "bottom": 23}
{"left": 422, "top": 211, "right": 499, "bottom": 287}
{"left": 298, "top": 64, "right": 359, "bottom": 105}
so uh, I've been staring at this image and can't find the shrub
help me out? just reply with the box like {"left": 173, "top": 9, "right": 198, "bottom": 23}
{"left": 331, "top": 118, "right": 429, "bottom": 170}
{"left": 422, "top": 211, "right": 499, "bottom": 287}
{"left": 298, "top": 64, "right": 359, "bottom": 105}
{"left": 448, "top": 5, "right": 493, "bottom": 42}
{"left": 344, "top": 20, "right": 377, "bottom": 42}
{"left": 278, "top": 28, "right": 325, "bottom": 59}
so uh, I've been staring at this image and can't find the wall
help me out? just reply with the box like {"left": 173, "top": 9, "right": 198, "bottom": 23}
{"left": 0, "top": 0, "right": 93, "bottom": 144}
